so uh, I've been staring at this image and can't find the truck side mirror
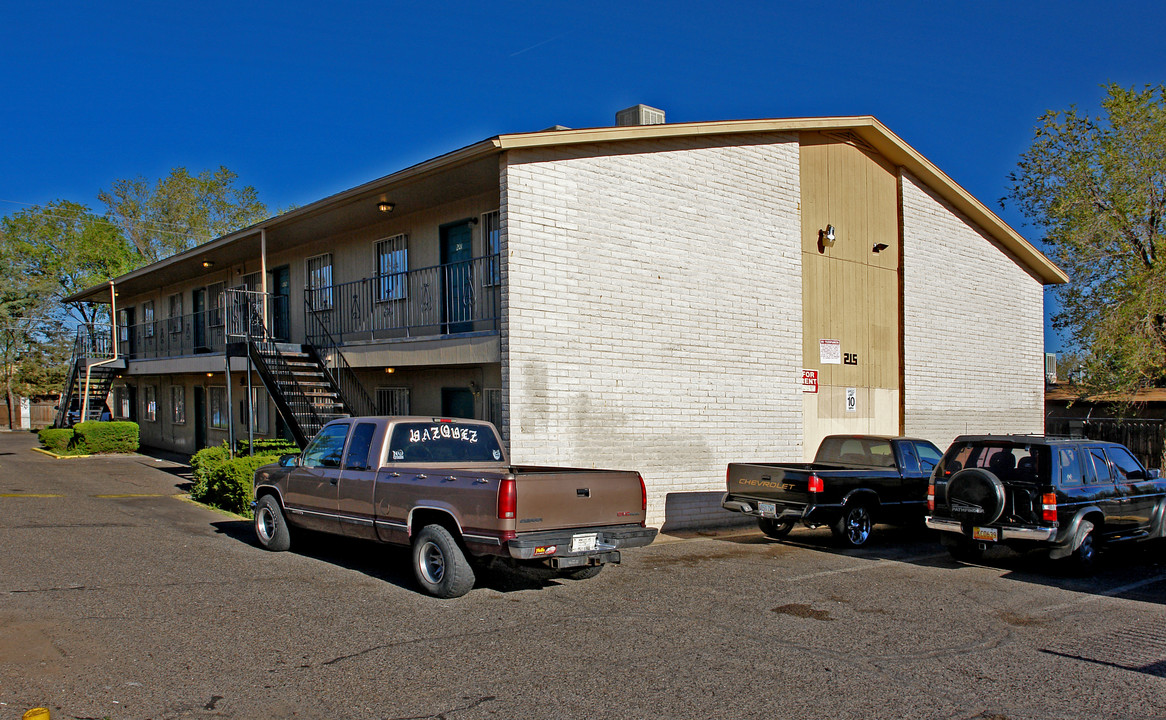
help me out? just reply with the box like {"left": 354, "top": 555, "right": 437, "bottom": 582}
{"left": 279, "top": 454, "right": 300, "bottom": 468}
{"left": 1150, "top": 468, "right": 1161, "bottom": 480}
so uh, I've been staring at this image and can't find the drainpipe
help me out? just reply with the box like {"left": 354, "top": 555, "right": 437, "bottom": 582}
{"left": 260, "top": 228, "right": 268, "bottom": 335}
{"left": 80, "top": 281, "right": 120, "bottom": 423}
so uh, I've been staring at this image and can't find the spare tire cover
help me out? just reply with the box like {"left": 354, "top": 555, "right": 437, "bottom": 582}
{"left": 945, "top": 469, "right": 1006, "bottom": 525}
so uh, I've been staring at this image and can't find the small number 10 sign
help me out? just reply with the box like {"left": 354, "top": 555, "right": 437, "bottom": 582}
{"left": 845, "top": 388, "right": 857, "bottom": 413}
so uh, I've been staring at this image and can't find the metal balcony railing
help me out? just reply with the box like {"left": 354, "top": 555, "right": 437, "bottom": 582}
{"left": 305, "top": 255, "right": 501, "bottom": 345}
{"left": 73, "top": 324, "right": 115, "bottom": 360}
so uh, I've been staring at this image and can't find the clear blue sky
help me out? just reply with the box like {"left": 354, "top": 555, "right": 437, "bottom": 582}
{"left": 3, "top": 1, "right": 1164, "bottom": 352}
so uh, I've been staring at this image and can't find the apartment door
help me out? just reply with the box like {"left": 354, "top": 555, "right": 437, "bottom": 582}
{"left": 441, "top": 388, "right": 474, "bottom": 420}
{"left": 440, "top": 222, "right": 474, "bottom": 334}
{"left": 193, "top": 386, "right": 207, "bottom": 450}
{"left": 270, "top": 265, "right": 291, "bottom": 341}
{"left": 192, "top": 289, "right": 207, "bottom": 351}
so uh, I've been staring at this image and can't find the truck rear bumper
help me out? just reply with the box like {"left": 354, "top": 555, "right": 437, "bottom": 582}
{"left": 721, "top": 494, "right": 838, "bottom": 525}
{"left": 506, "top": 525, "right": 658, "bottom": 562}
{"left": 925, "top": 516, "right": 1058, "bottom": 542}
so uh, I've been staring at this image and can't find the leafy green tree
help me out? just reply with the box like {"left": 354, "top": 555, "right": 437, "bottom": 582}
{"left": 98, "top": 166, "right": 269, "bottom": 263}
{"left": 1009, "top": 84, "right": 1166, "bottom": 395}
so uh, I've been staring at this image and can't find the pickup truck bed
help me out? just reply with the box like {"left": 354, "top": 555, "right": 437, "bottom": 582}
{"left": 253, "top": 417, "right": 657, "bottom": 597}
{"left": 722, "top": 435, "right": 943, "bottom": 547}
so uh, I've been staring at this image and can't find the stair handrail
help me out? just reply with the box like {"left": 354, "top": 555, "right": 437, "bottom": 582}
{"left": 303, "top": 297, "right": 376, "bottom": 417}
{"left": 246, "top": 339, "right": 326, "bottom": 448}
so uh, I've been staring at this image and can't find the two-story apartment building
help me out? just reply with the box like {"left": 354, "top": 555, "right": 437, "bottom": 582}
{"left": 65, "top": 108, "right": 1067, "bottom": 529}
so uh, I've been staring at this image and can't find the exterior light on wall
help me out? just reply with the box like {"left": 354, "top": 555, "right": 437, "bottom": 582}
{"left": 202, "top": 260, "right": 215, "bottom": 268}
{"left": 206, "top": 373, "right": 214, "bottom": 377}
{"left": 818, "top": 225, "right": 836, "bottom": 247}
{"left": 384, "top": 367, "right": 396, "bottom": 374}
{"left": 378, "top": 202, "right": 395, "bottom": 213}
{"left": 872, "top": 243, "right": 889, "bottom": 253}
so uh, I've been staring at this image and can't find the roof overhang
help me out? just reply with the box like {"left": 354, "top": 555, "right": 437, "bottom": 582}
{"left": 67, "top": 115, "right": 1066, "bottom": 304}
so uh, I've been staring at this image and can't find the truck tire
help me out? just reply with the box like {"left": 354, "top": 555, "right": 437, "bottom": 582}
{"left": 831, "top": 503, "right": 873, "bottom": 547}
{"left": 254, "top": 495, "right": 291, "bottom": 552}
{"left": 945, "top": 469, "right": 1006, "bottom": 525}
{"left": 1067, "top": 520, "right": 1098, "bottom": 574}
{"left": 758, "top": 517, "right": 795, "bottom": 539}
{"left": 560, "top": 565, "right": 603, "bottom": 580}
{"left": 412, "top": 524, "right": 476, "bottom": 598}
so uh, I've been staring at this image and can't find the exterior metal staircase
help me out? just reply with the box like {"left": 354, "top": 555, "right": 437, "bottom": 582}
{"left": 54, "top": 325, "right": 124, "bottom": 428}
{"left": 245, "top": 340, "right": 352, "bottom": 447}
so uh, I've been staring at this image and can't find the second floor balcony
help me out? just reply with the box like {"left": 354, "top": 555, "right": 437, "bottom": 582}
{"left": 109, "top": 254, "right": 501, "bottom": 361}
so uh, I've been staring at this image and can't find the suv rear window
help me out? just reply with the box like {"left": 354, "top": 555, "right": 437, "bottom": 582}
{"left": 937, "top": 442, "right": 1051, "bottom": 485}
{"left": 388, "top": 421, "right": 504, "bottom": 464}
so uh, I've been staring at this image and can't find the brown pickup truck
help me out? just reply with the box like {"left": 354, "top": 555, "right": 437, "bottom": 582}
{"left": 251, "top": 416, "right": 657, "bottom": 597}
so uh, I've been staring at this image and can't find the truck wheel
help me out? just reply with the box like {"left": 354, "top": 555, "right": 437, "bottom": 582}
{"left": 560, "top": 565, "right": 603, "bottom": 580}
{"left": 1067, "top": 520, "right": 1098, "bottom": 574}
{"left": 831, "top": 503, "right": 873, "bottom": 547}
{"left": 758, "top": 518, "right": 795, "bottom": 539}
{"left": 254, "top": 495, "right": 291, "bottom": 552}
{"left": 412, "top": 524, "right": 475, "bottom": 598}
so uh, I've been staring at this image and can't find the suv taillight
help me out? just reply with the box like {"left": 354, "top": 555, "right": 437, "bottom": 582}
{"left": 1041, "top": 492, "right": 1058, "bottom": 523}
{"left": 498, "top": 477, "right": 517, "bottom": 519}
{"left": 927, "top": 483, "right": 935, "bottom": 513}
{"left": 639, "top": 473, "right": 648, "bottom": 526}
{"left": 808, "top": 474, "right": 824, "bottom": 493}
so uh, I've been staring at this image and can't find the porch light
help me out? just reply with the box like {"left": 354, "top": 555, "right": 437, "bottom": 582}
{"left": 202, "top": 260, "right": 215, "bottom": 268}
{"left": 384, "top": 367, "right": 396, "bottom": 374}
{"left": 819, "top": 225, "right": 836, "bottom": 247}
{"left": 206, "top": 373, "right": 214, "bottom": 377}
{"left": 872, "top": 243, "right": 889, "bottom": 253}
{"left": 378, "top": 202, "right": 395, "bottom": 213}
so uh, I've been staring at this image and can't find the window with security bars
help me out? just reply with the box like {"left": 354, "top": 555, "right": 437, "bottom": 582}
{"left": 306, "top": 254, "right": 333, "bottom": 310}
{"left": 484, "top": 388, "right": 502, "bottom": 428}
{"left": 209, "top": 386, "right": 227, "bottom": 429}
{"left": 482, "top": 211, "right": 501, "bottom": 286}
{"left": 143, "top": 385, "right": 157, "bottom": 422}
{"left": 168, "top": 293, "right": 183, "bottom": 333}
{"left": 377, "top": 387, "right": 411, "bottom": 416}
{"left": 113, "top": 386, "right": 131, "bottom": 419}
{"left": 207, "top": 282, "right": 226, "bottom": 327}
{"left": 375, "top": 234, "right": 409, "bottom": 302}
{"left": 240, "top": 387, "right": 269, "bottom": 434}
{"left": 170, "top": 386, "right": 185, "bottom": 424}
{"left": 143, "top": 301, "right": 155, "bottom": 337}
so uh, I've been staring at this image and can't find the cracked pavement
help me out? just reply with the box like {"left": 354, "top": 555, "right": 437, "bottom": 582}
{"left": 2, "top": 431, "right": 1166, "bottom": 719}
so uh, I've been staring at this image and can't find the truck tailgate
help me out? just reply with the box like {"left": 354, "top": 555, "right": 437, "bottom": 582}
{"left": 727, "top": 463, "right": 815, "bottom": 503}
{"left": 512, "top": 467, "right": 643, "bottom": 532}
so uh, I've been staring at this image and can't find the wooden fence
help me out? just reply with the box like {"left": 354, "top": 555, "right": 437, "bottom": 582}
{"left": 0, "top": 400, "right": 57, "bottom": 430}
{"left": 1045, "top": 416, "right": 1166, "bottom": 471}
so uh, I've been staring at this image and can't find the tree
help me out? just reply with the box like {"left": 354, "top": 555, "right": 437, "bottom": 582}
{"left": 1, "top": 200, "right": 137, "bottom": 325}
{"left": 1009, "top": 84, "right": 1166, "bottom": 395}
{"left": 98, "top": 166, "right": 269, "bottom": 264}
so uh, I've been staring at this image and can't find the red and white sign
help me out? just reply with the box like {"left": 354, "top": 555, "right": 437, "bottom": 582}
{"left": 819, "top": 339, "right": 841, "bottom": 365}
{"left": 802, "top": 369, "right": 819, "bottom": 393}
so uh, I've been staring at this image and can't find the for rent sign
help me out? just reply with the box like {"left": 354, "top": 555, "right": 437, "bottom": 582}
{"left": 802, "top": 369, "right": 818, "bottom": 393}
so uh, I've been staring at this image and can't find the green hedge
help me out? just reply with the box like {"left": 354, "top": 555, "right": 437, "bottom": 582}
{"left": 38, "top": 428, "right": 73, "bottom": 453}
{"left": 190, "top": 445, "right": 284, "bottom": 516}
{"left": 38, "top": 422, "right": 139, "bottom": 455}
{"left": 236, "top": 438, "right": 299, "bottom": 455}
{"left": 73, "top": 421, "right": 139, "bottom": 454}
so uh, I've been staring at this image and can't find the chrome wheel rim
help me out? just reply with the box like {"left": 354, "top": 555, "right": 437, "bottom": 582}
{"left": 419, "top": 541, "right": 445, "bottom": 583}
{"left": 847, "top": 508, "right": 871, "bottom": 545}
{"left": 257, "top": 507, "right": 276, "bottom": 543}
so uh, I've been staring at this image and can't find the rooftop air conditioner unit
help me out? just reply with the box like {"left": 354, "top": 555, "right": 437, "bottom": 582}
{"left": 616, "top": 104, "right": 665, "bottom": 127}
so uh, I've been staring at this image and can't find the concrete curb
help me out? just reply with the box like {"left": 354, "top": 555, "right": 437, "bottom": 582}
{"left": 30, "top": 447, "right": 91, "bottom": 459}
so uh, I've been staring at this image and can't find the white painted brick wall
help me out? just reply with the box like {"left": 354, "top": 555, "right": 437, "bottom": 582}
{"left": 501, "top": 135, "right": 803, "bottom": 529}
{"left": 901, "top": 171, "right": 1045, "bottom": 449}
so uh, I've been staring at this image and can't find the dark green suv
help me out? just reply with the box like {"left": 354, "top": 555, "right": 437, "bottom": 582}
{"left": 925, "top": 435, "right": 1166, "bottom": 571}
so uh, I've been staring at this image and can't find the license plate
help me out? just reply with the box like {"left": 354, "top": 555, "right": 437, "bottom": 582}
{"left": 570, "top": 533, "right": 598, "bottom": 553}
{"left": 758, "top": 502, "right": 777, "bottom": 518}
{"left": 972, "top": 526, "right": 999, "bottom": 542}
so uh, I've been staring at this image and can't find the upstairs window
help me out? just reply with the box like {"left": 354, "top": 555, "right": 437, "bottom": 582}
{"left": 168, "top": 293, "right": 183, "bottom": 334}
{"left": 375, "top": 234, "right": 409, "bottom": 302}
{"left": 483, "top": 210, "right": 501, "bottom": 286}
{"left": 143, "top": 301, "right": 155, "bottom": 337}
{"left": 306, "top": 253, "right": 333, "bottom": 310}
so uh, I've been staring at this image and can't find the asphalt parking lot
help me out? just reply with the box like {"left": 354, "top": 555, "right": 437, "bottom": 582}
{"left": 2, "top": 431, "right": 1165, "bottom": 720}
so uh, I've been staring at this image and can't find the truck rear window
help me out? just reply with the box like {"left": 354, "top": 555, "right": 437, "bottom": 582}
{"left": 387, "top": 422, "right": 504, "bottom": 464}
{"left": 815, "top": 437, "right": 897, "bottom": 468}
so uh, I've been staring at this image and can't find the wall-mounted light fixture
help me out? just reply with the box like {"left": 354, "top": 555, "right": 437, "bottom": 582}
{"left": 872, "top": 243, "right": 889, "bottom": 253}
{"left": 378, "top": 202, "right": 395, "bottom": 213}
{"left": 202, "top": 260, "right": 215, "bottom": 269}
{"left": 819, "top": 224, "right": 836, "bottom": 247}
{"left": 206, "top": 372, "right": 214, "bottom": 378}
{"left": 384, "top": 367, "right": 396, "bottom": 374}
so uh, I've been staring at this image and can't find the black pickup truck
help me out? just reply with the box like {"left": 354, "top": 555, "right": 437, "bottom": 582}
{"left": 722, "top": 435, "right": 943, "bottom": 547}
{"left": 926, "top": 435, "right": 1166, "bottom": 571}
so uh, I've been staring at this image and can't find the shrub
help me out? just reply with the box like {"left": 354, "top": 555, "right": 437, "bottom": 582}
{"left": 237, "top": 438, "right": 299, "bottom": 455}
{"left": 73, "top": 421, "right": 139, "bottom": 454}
{"left": 199, "top": 452, "right": 284, "bottom": 516}
{"left": 190, "top": 444, "right": 232, "bottom": 500}
{"left": 38, "top": 428, "right": 74, "bottom": 453}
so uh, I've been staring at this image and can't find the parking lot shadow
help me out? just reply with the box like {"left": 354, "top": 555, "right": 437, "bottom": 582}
{"left": 211, "top": 520, "right": 570, "bottom": 596}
